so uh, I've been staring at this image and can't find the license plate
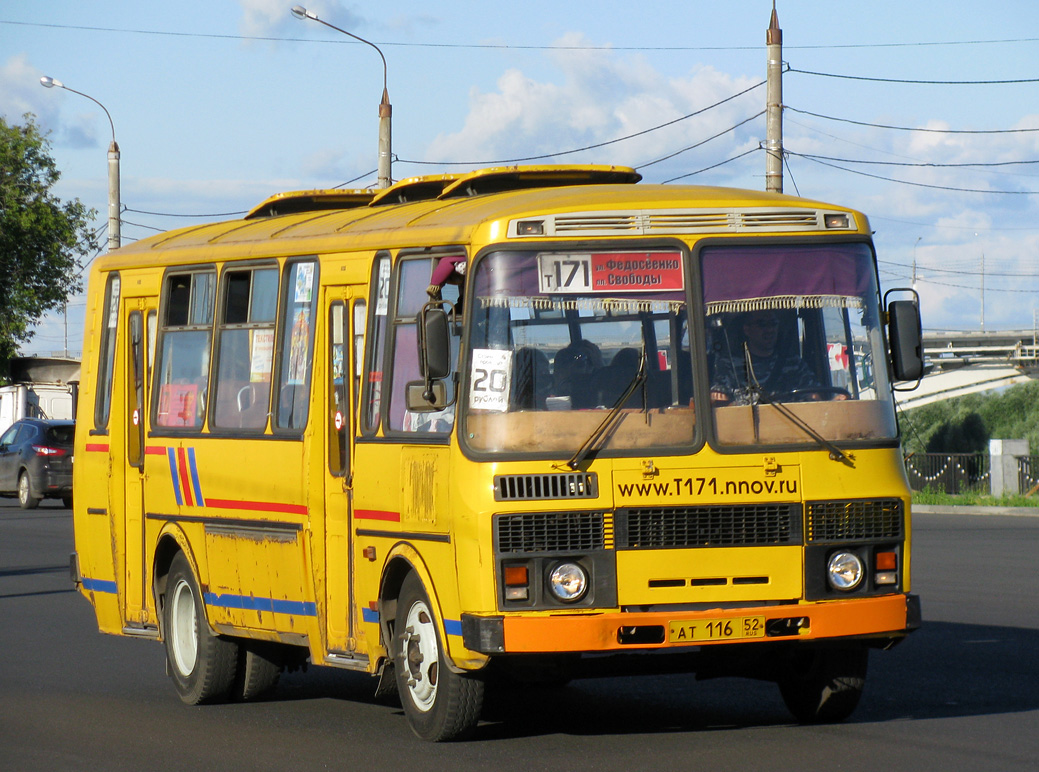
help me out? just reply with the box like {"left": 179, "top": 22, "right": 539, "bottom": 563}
{"left": 668, "top": 615, "right": 765, "bottom": 643}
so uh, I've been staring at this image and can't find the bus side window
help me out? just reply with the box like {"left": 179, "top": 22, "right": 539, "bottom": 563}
{"left": 94, "top": 272, "right": 121, "bottom": 431}
{"left": 212, "top": 265, "right": 278, "bottom": 431}
{"left": 275, "top": 260, "right": 319, "bottom": 431}
{"left": 388, "top": 257, "right": 458, "bottom": 434}
{"left": 154, "top": 271, "right": 215, "bottom": 430}
{"left": 361, "top": 254, "right": 390, "bottom": 435}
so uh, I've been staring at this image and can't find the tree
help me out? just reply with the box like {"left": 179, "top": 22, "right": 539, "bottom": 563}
{"left": 0, "top": 114, "right": 95, "bottom": 380}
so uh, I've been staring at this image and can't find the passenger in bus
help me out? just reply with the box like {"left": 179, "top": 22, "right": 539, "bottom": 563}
{"left": 510, "top": 348, "right": 552, "bottom": 410}
{"left": 709, "top": 310, "right": 820, "bottom": 406}
{"left": 552, "top": 340, "right": 603, "bottom": 409}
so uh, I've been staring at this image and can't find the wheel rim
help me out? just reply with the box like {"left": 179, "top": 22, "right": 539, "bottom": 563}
{"left": 18, "top": 474, "right": 29, "bottom": 504}
{"left": 401, "top": 599, "right": 439, "bottom": 712}
{"left": 169, "top": 577, "right": 199, "bottom": 676}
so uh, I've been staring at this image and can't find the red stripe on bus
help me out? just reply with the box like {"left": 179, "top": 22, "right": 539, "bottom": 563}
{"left": 205, "top": 499, "right": 309, "bottom": 516}
{"left": 85, "top": 443, "right": 109, "bottom": 452}
{"left": 355, "top": 509, "right": 401, "bottom": 522}
{"left": 177, "top": 447, "right": 194, "bottom": 507}
{"left": 145, "top": 446, "right": 167, "bottom": 455}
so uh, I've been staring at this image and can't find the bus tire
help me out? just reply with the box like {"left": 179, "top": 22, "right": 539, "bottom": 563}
{"left": 232, "top": 641, "right": 283, "bottom": 701}
{"left": 18, "top": 472, "right": 40, "bottom": 510}
{"left": 778, "top": 643, "right": 868, "bottom": 724}
{"left": 163, "top": 552, "right": 238, "bottom": 705}
{"left": 393, "top": 572, "right": 484, "bottom": 741}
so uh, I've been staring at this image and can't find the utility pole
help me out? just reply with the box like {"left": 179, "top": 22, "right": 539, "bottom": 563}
{"left": 765, "top": 3, "right": 783, "bottom": 194}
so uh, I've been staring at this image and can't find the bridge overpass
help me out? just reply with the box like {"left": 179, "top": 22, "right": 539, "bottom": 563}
{"left": 895, "top": 329, "right": 1039, "bottom": 410}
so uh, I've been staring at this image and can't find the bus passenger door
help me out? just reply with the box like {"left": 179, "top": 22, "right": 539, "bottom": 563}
{"left": 324, "top": 292, "right": 363, "bottom": 653}
{"left": 123, "top": 301, "right": 153, "bottom": 626}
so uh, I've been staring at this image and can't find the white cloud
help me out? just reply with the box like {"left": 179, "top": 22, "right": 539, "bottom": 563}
{"left": 424, "top": 35, "right": 761, "bottom": 176}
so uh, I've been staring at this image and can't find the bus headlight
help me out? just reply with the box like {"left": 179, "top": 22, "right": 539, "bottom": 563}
{"left": 548, "top": 562, "right": 588, "bottom": 602}
{"left": 826, "top": 551, "right": 864, "bottom": 591}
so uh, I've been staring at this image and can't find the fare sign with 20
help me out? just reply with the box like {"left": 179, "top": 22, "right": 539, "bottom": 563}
{"left": 537, "top": 251, "right": 684, "bottom": 294}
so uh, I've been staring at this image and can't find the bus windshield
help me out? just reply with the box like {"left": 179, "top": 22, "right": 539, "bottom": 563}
{"left": 463, "top": 248, "right": 696, "bottom": 455}
{"left": 703, "top": 242, "right": 898, "bottom": 447}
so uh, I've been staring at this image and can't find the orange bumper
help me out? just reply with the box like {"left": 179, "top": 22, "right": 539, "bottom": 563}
{"left": 500, "top": 594, "right": 913, "bottom": 653}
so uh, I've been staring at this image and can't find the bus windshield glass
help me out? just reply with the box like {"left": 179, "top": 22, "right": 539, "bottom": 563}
{"left": 464, "top": 248, "right": 696, "bottom": 455}
{"left": 703, "top": 242, "right": 898, "bottom": 446}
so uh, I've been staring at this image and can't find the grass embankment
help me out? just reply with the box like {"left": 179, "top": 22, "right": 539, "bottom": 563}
{"left": 911, "top": 489, "right": 1039, "bottom": 507}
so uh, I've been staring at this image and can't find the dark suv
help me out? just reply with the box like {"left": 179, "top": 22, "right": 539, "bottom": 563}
{"left": 0, "top": 419, "right": 75, "bottom": 509}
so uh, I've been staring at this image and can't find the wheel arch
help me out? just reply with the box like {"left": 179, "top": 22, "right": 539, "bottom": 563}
{"left": 377, "top": 543, "right": 468, "bottom": 674}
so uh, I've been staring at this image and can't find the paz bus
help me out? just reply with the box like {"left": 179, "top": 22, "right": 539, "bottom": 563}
{"left": 71, "top": 165, "right": 923, "bottom": 741}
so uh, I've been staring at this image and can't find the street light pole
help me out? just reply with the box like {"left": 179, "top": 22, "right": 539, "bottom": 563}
{"left": 40, "top": 77, "right": 120, "bottom": 251}
{"left": 291, "top": 5, "right": 392, "bottom": 189}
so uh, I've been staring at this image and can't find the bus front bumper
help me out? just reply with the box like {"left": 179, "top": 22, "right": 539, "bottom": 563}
{"left": 461, "top": 593, "right": 920, "bottom": 655}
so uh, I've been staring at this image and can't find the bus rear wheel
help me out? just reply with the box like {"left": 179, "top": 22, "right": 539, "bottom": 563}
{"left": 163, "top": 552, "right": 238, "bottom": 705}
{"left": 777, "top": 643, "right": 868, "bottom": 724}
{"left": 393, "top": 572, "right": 484, "bottom": 741}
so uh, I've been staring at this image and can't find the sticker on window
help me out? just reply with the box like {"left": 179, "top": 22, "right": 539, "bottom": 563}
{"left": 469, "top": 349, "right": 512, "bottom": 412}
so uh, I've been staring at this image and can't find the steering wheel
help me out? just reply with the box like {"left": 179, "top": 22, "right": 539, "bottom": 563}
{"left": 771, "top": 386, "right": 852, "bottom": 403}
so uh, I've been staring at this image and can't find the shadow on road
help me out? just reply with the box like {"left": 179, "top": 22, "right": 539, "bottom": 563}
{"left": 237, "top": 617, "right": 1038, "bottom": 740}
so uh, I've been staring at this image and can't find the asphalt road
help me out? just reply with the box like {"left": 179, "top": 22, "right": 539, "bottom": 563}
{"left": 1, "top": 499, "right": 1037, "bottom": 771}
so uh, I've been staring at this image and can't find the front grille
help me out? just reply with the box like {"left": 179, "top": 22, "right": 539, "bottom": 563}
{"left": 494, "top": 472, "right": 597, "bottom": 501}
{"left": 616, "top": 504, "right": 800, "bottom": 549}
{"left": 806, "top": 499, "right": 904, "bottom": 542}
{"left": 495, "top": 512, "right": 606, "bottom": 553}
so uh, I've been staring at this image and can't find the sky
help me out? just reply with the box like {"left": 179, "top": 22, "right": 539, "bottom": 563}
{"left": 3, "top": 0, "right": 1039, "bottom": 359}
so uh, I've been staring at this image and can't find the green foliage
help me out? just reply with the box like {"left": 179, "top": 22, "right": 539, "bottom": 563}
{"left": 923, "top": 411, "right": 988, "bottom": 454}
{"left": 900, "top": 381, "right": 1039, "bottom": 455}
{"left": 0, "top": 114, "right": 96, "bottom": 379}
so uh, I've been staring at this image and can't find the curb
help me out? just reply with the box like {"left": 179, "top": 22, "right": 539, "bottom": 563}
{"left": 912, "top": 504, "right": 1039, "bottom": 518}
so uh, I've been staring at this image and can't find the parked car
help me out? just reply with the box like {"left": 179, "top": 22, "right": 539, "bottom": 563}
{"left": 0, "top": 418, "right": 75, "bottom": 509}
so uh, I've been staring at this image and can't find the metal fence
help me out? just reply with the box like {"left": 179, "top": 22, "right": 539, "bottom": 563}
{"left": 1018, "top": 456, "right": 1039, "bottom": 496}
{"left": 904, "top": 453, "right": 990, "bottom": 494}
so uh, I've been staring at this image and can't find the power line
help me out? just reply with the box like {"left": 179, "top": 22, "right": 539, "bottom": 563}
{"left": 878, "top": 259, "right": 1039, "bottom": 278}
{"left": 662, "top": 147, "right": 760, "bottom": 183}
{"left": 636, "top": 111, "right": 764, "bottom": 169}
{"left": 397, "top": 80, "right": 765, "bottom": 167}
{"left": 789, "top": 152, "right": 1039, "bottom": 194}
{"left": 5, "top": 20, "right": 1037, "bottom": 52}
{"left": 791, "top": 153, "right": 1039, "bottom": 170}
{"left": 785, "top": 106, "right": 1039, "bottom": 134}
{"left": 789, "top": 67, "right": 1039, "bottom": 86}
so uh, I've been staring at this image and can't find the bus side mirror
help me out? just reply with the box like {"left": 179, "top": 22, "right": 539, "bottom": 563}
{"left": 420, "top": 304, "right": 451, "bottom": 381}
{"left": 887, "top": 296, "right": 923, "bottom": 382}
{"left": 409, "top": 301, "right": 454, "bottom": 411}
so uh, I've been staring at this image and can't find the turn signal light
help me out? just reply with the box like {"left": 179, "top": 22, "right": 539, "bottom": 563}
{"left": 875, "top": 552, "right": 897, "bottom": 571}
{"left": 504, "top": 565, "right": 529, "bottom": 601}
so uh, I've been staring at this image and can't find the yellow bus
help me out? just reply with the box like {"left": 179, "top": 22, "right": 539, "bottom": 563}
{"left": 71, "top": 165, "right": 923, "bottom": 740}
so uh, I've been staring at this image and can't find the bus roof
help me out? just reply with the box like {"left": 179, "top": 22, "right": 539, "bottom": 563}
{"left": 100, "top": 164, "right": 865, "bottom": 269}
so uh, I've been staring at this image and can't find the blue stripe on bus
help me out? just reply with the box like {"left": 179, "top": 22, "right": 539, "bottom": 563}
{"left": 83, "top": 577, "right": 118, "bottom": 594}
{"left": 359, "top": 607, "right": 460, "bottom": 638}
{"left": 167, "top": 448, "right": 183, "bottom": 507}
{"left": 187, "top": 447, "right": 205, "bottom": 506}
{"left": 203, "top": 592, "right": 317, "bottom": 617}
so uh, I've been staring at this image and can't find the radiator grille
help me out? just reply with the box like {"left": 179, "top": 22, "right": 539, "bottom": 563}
{"left": 806, "top": 499, "right": 904, "bottom": 542}
{"left": 494, "top": 472, "right": 597, "bottom": 501}
{"left": 495, "top": 512, "right": 606, "bottom": 553}
{"left": 617, "top": 504, "right": 800, "bottom": 549}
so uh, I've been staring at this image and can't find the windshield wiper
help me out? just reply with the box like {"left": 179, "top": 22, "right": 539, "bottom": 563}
{"left": 743, "top": 346, "right": 853, "bottom": 466}
{"left": 560, "top": 348, "right": 648, "bottom": 471}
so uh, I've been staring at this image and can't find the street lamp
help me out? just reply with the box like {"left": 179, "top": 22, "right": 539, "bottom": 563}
{"left": 291, "top": 5, "right": 392, "bottom": 189}
{"left": 40, "top": 77, "right": 120, "bottom": 251}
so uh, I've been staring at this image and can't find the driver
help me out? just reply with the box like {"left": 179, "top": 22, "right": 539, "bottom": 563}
{"left": 710, "top": 310, "right": 821, "bottom": 406}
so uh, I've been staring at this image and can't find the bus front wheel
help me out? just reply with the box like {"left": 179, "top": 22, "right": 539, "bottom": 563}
{"left": 163, "top": 552, "right": 239, "bottom": 705}
{"left": 777, "top": 643, "right": 868, "bottom": 724}
{"left": 393, "top": 572, "right": 484, "bottom": 741}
